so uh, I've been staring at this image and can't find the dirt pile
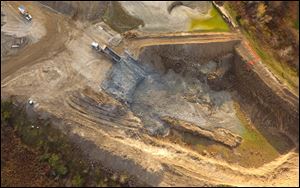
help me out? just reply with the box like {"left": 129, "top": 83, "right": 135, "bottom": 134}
{"left": 101, "top": 53, "right": 147, "bottom": 104}
{"left": 162, "top": 116, "right": 242, "bottom": 148}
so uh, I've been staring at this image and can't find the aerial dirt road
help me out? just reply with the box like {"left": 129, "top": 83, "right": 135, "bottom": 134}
{"left": 1, "top": 1, "right": 299, "bottom": 187}
{"left": 1, "top": 1, "right": 74, "bottom": 80}
{"left": 125, "top": 32, "right": 241, "bottom": 58}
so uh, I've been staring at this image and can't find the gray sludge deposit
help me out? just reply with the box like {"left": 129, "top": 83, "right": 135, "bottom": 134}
{"left": 102, "top": 51, "right": 244, "bottom": 137}
{"left": 101, "top": 53, "right": 147, "bottom": 104}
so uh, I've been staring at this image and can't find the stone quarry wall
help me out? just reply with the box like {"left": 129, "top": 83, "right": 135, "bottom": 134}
{"left": 232, "top": 51, "right": 299, "bottom": 140}
{"left": 138, "top": 41, "right": 299, "bottom": 140}
{"left": 138, "top": 40, "right": 239, "bottom": 76}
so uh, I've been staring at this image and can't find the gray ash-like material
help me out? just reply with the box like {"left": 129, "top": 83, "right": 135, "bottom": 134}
{"left": 101, "top": 54, "right": 146, "bottom": 104}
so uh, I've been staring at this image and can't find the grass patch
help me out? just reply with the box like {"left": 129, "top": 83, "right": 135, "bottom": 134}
{"left": 189, "top": 6, "right": 230, "bottom": 32}
{"left": 223, "top": 2, "right": 239, "bottom": 26}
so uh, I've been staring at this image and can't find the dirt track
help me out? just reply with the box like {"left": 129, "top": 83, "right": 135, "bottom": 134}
{"left": 1, "top": 1, "right": 299, "bottom": 187}
{"left": 1, "top": 1, "right": 73, "bottom": 80}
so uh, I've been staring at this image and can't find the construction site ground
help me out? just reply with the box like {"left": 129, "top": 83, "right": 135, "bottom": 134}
{"left": 1, "top": 1, "right": 299, "bottom": 187}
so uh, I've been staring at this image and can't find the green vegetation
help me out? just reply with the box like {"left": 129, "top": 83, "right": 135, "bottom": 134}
{"left": 243, "top": 29, "right": 298, "bottom": 94}
{"left": 296, "top": 6, "right": 299, "bottom": 30}
{"left": 233, "top": 103, "right": 280, "bottom": 163}
{"left": 189, "top": 6, "right": 230, "bottom": 32}
{"left": 48, "top": 153, "right": 68, "bottom": 177}
{"left": 223, "top": 2, "right": 299, "bottom": 94}
{"left": 102, "top": 1, "right": 144, "bottom": 33}
{"left": 1, "top": 100, "right": 13, "bottom": 123}
{"left": 1, "top": 99, "right": 138, "bottom": 187}
{"left": 223, "top": 3, "right": 238, "bottom": 26}
{"left": 71, "top": 174, "right": 84, "bottom": 187}
{"left": 217, "top": 184, "right": 234, "bottom": 187}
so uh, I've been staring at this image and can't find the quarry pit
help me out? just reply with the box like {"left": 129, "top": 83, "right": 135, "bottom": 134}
{"left": 1, "top": 1, "right": 299, "bottom": 187}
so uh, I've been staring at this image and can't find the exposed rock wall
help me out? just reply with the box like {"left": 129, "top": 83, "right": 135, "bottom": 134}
{"left": 232, "top": 51, "right": 299, "bottom": 140}
{"left": 161, "top": 116, "right": 242, "bottom": 148}
{"left": 138, "top": 41, "right": 298, "bottom": 141}
{"left": 138, "top": 40, "right": 239, "bottom": 76}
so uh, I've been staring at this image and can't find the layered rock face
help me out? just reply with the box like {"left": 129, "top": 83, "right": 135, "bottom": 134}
{"left": 232, "top": 52, "right": 299, "bottom": 140}
{"left": 137, "top": 41, "right": 299, "bottom": 141}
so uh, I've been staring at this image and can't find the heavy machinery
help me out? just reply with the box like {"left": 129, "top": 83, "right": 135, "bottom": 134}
{"left": 91, "top": 42, "right": 121, "bottom": 63}
{"left": 18, "top": 5, "right": 32, "bottom": 21}
{"left": 91, "top": 42, "right": 100, "bottom": 51}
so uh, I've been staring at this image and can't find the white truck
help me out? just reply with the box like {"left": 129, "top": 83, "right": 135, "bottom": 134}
{"left": 91, "top": 42, "right": 100, "bottom": 51}
{"left": 18, "top": 5, "right": 32, "bottom": 21}
{"left": 91, "top": 42, "right": 121, "bottom": 62}
{"left": 91, "top": 42, "right": 108, "bottom": 52}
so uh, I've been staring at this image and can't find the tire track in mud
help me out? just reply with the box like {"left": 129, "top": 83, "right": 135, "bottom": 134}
{"left": 141, "top": 135, "right": 299, "bottom": 186}
{"left": 64, "top": 89, "right": 142, "bottom": 131}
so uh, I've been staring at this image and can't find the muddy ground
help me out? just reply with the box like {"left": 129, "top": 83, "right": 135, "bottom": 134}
{"left": 1, "top": 1, "right": 299, "bottom": 187}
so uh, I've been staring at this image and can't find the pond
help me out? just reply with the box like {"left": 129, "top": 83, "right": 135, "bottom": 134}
{"left": 189, "top": 6, "right": 230, "bottom": 32}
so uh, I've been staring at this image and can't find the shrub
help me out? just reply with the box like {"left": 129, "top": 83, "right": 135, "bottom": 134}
{"left": 48, "top": 153, "right": 68, "bottom": 177}
{"left": 71, "top": 174, "right": 84, "bottom": 187}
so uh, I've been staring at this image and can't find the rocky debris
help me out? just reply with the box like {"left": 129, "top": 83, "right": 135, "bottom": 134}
{"left": 101, "top": 53, "right": 146, "bottom": 104}
{"left": 67, "top": 88, "right": 134, "bottom": 125}
{"left": 197, "top": 53, "right": 234, "bottom": 91}
{"left": 202, "top": 150, "right": 209, "bottom": 156}
{"left": 138, "top": 41, "right": 238, "bottom": 78}
{"left": 206, "top": 53, "right": 233, "bottom": 82}
{"left": 199, "top": 60, "right": 218, "bottom": 75}
{"left": 122, "top": 30, "right": 139, "bottom": 39}
{"left": 143, "top": 117, "right": 170, "bottom": 137}
{"left": 161, "top": 116, "right": 242, "bottom": 148}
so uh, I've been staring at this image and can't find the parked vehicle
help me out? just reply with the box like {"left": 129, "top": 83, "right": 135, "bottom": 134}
{"left": 18, "top": 5, "right": 32, "bottom": 21}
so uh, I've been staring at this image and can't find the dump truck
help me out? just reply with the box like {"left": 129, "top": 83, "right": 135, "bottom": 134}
{"left": 18, "top": 5, "right": 32, "bottom": 21}
{"left": 91, "top": 42, "right": 100, "bottom": 51}
{"left": 91, "top": 41, "right": 121, "bottom": 63}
